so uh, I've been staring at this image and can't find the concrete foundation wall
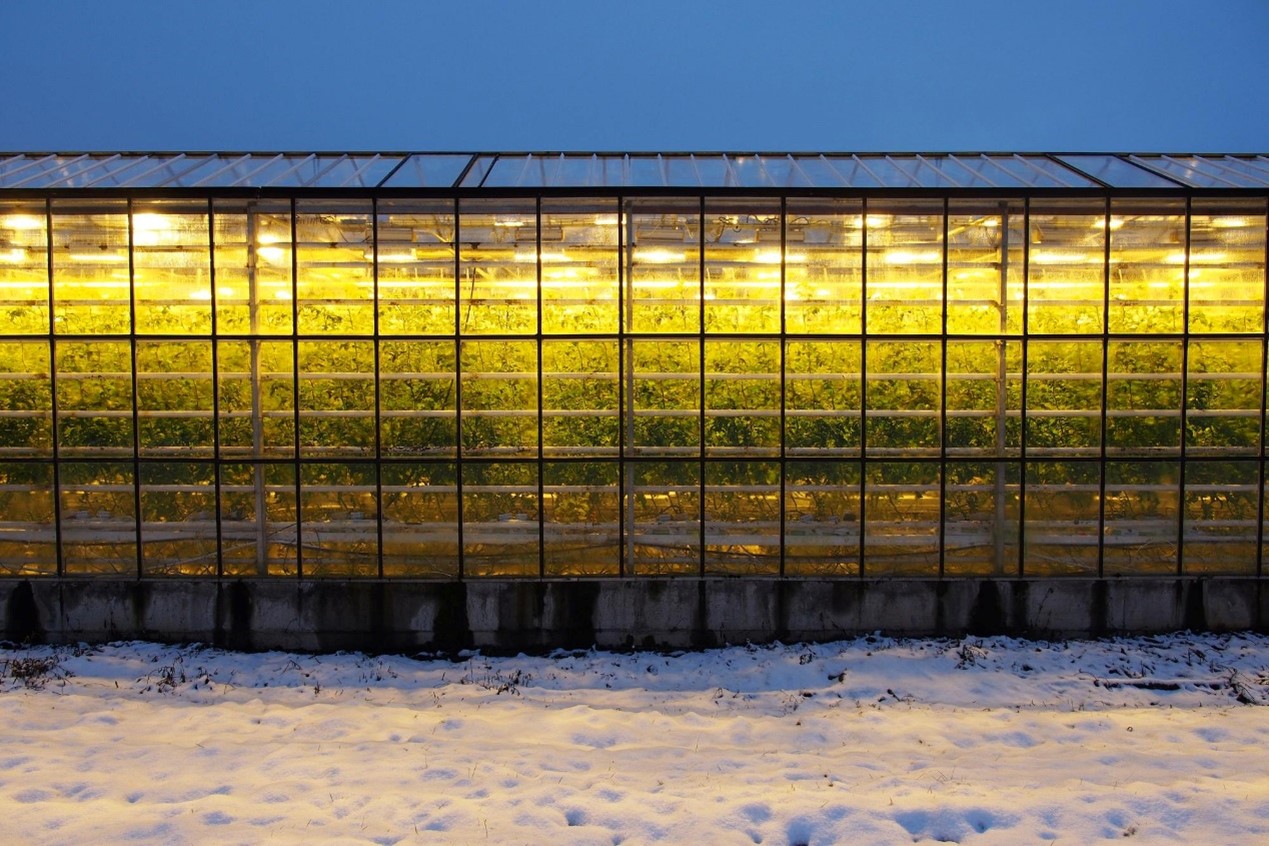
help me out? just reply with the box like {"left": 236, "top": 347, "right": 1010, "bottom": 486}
{"left": 2, "top": 578, "right": 1265, "bottom": 653}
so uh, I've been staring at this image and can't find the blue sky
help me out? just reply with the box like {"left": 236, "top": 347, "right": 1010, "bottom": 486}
{"left": 2, "top": 0, "right": 1266, "bottom": 152}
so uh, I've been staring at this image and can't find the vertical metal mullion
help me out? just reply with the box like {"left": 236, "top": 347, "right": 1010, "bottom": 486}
{"left": 859, "top": 198, "right": 868, "bottom": 580}
{"left": 208, "top": 198, "right": 224, "bottom": 579}
{"left": 1018, "top": 198, "right": 1030, "bottom": 577}
{"left": 1178, "top": 198, "right": 1192, "bottom": 576}
{"left": 536, "top": 197, "right": 546, "bottom": 580}
{"left": 127, "top": 199, "right": 143, "bottom": 580}
{"left": 698, "top": 196, "right": 706, "bottom": 578}
{"left": 618, "top": 196, "right": 628, "bottom": 578}
{"left": 1097, "top": 198, "right": 1111, "bottom": 579}
{"left": 372, "top": 198, "right": 384, "bottom": 580}
{"left": 290, "top": 200, "right": 302, "bottom": 579}
{"left": 1257, "top": 202, "right": 1269, "bottom": 578}
{"left": 46, "top": 199, "right": 64, "bottom": 578}
{"left": 454, "top": 199, "right": 465, "bottom": 580}
{"left": 778, "top": 196, "right": 787, "bottom": 579}
{"left": 938, "top": 199, "right": 949, "bottom": 579}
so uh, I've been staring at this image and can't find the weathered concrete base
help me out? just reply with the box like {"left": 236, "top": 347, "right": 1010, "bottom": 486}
{"left": 1, "top": 578, "right": 1265, "bottom": 653}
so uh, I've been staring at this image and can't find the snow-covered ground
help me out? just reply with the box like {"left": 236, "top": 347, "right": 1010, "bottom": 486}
{"left": 2, "top": 634, "right": 1269, "bottom": 845}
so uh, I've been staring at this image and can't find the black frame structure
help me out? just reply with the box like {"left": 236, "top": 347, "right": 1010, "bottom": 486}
{"left": 2, "top": 152, "right": 1269, "bottom": 585}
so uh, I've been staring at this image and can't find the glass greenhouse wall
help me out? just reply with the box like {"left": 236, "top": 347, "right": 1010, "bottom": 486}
{"left": 1, "top": 153, "right": 1267, "bottom": 580}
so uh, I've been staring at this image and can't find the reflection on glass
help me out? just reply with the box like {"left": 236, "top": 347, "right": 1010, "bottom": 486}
{"left": 704, "top": 460, "right": 780, "bottom": 575}
{"left": 704, "top": 198, "right": 781, "bottom": 333}
{"left": 947, "top": 201, "right": 1023, "bottom": 335}
{"left": 132, "top": 202, "right": 212, "bottom": 334}
{"left": 377, "top": 199, "right": 455, "bottom": 336}
{"left": 542, "top": 199, "right": 619, "bottom": 334}
{"left": 0, "top": 201, "right": 49, "bottom": 334}
{"left": 1102, "top": 460, "right": 1178, "bottom": 575}
{"left": 140, "top": 462, "right": 217, "bottom": 576}
{"left": 220, "top": 462, "right": 297, "bottom": 577}
{"left": 1184, "top": 460, "right": 1258, "bottom": 574}
{"left": 628, "top": 460, "right": 700, "bottom": 575}
{"left": 544, "top": 461, "right": 619, "bottom": 576}
{"left": 1027, "top": 200, "right": 1105, "bottom": 334}
{"left": 296, "top": 201, "right": 373, "bottom": 334}
{"left": 211, "top": 200, "right": 293, "bottom": 335}
{"left": 60, "top": 461, "right": 136, "bottom": 574}
{"left": 459, "top": 199, "right": 537, "bottom": 334}
{"left": 52, "top": 201, "right": 129, "bottom": 334}
{"left": 463, "top": 461, "right": 539, "bottom": 577}
{"left": 864, "top": 461, "right": 939, "bottom": 575}
{"left": 626, "top": 199, "right": 700, "bottom": 333}
{"left": 784, "top": 199, "right": 862, "bottom": 335}
{"left": 1189, "top": 200, "right": 1266, "bottom": 333}
{"left": 944, "top": 461, "right": 1019, "bottom": 575}
{"left": 1024, "top": 461, "right": 1100, "bottom": 575}
{"left": 381, "top": 462, "right": 458, "bottom": 578}
{"left": 866, "top": 202, "right": 942, "bottom": 334}
{"left": 301, "top": 462, "right": 378, "bottom": 577}
{"left": 1108, "top": 200, "right": 1185, "bottom": 333}
{"left": 0, "top": 462, "right": 55, "bottom": 574}
{"left": 784, "top": 460, "right": 860, "bottom": 575}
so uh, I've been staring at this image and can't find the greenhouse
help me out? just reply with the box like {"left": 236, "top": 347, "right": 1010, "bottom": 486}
{"left": 0, "top": 151, "right": 1267, "bottom": 602}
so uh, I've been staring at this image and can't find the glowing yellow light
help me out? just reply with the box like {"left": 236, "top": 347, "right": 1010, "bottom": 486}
{"left": 753, "top": 249, "right": 782, "bottom": 264}
{"left": 273, "top": 289, "right": 292, "bottom": 301}
{"left": 1093, "top": 218, "right": 1125, "bottom": 230}
{"left": 1031, "top": 251, "right": 1092, "bottom": 264}
{"left": 218, "top": 287, "right": 235, "bottom": 297}
{"left": 0, "top": 248, "right": 27, "bottom": 263}
{"left": 814, "top": 288, "right": 833, "bottom": 298}
{"left": 257, "top": 246, "right": 286, "bottom": 263}
{"left": 1165, "top": 251, "right": 1228, "bottom": 265}
{"left": 882, "top": 249, "right": 941, "bottom": 264}
{"left": 514, "top": 250, "right": 569, "bottom": 262}
{"left": 592, "top": 214, "right": 619, "bottom": 226}
{"left": 257, "top": 232, "right": 283, "bottom": 245}
{"left": 493, "top": 219, "right": 528, "bottom": 228}
{"left": 634, "top": 248, "right": 686, "bottom": 264}
{"left": 365, "top": 249, "right": 416, "bottom": 263}
{"left": 191, "top": 289, "right": 212, "bottom": 301}
{"left": 68, "top": 252, "right": 127, "bottom": 263}
{"left": 981, "top": 219, "right": 999, "bottom": 228}
{"left": 1211, "top": 217, "right": 1252, "bottom": 228}
{"left": 2, "top": 215, "right": 44, "bottom": 231}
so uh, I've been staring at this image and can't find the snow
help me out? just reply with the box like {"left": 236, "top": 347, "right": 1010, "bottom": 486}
{"left": 3, "top": 634, "right": 1269, "bottom": 844}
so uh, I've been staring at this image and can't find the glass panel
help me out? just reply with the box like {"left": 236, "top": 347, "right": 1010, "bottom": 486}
{"left": 784, "top": 199, "right": 862, "bottom": 334}
{"left": 211, "top": 200, "right": 293, "bottom": 335}
{"left": 541, "top": 199, "right": 619, "bottom": 334}
{"left": 543, "top": 461, "right": 619, "bottom": 576}
{"left": 139, "top": 461, "right": 217, "bottom": 576}
{"left": 0, "top": 202, "right": 49, "bottom": 333}
{"left": 866, "top": 201, "right": 943, "bottom": 334}
{"left": 381, "top": 154, "right": 473, "bottom": 188}
{"left": 379, "top": 340, "right": 456, "bottom": 458}
{"left": 1189, "top": 200, "right": 1266, "bottom": 333}
{"left": 298, "top": 340, "right": 375, "bottom": 458}
{"left": 217, "top": 340, "right": 295, "bottom": 459}
{"left": 55, "top": 340, "right": 133, "bottom": 458}
{"left": 1186, "top": 339, "right": 1261, "bottom": 455}
{"left": 784, "top": 341, "right": 860, "bottom": 457}
{"left": 947, "top": 200, "right": 1024, "bottom": 334}
{"left": 301, "top": 462, "right": 378, "bottom": 577}
{"left": 704, "top": 460, "right": 779, "bottom": 575}
{"left": 946, "top": 340, "right": 1022, "bottom": 457}
{"left": 1024, "top": 461, "right": 1100, "bottom": 575}
{"left": 381, "top": 462, "right": 458, "bottom": 578}
{"left": 1026, "top": 340, "right": 1102, "bottom": 457}
{"left": 1027, "top": 200, "right": 1105, "bottom": 334}
{"left": 0, "top": 340, "right": 52, "bottom": 457}
{"left": 60, "top": 461, "right": 135, "bottom": 574}
{"left": 1102, "top": 460, "right": 1178, "bottom": 575}
{"left": 1106, "top": 341, "right": 1182, "bottom": 455}
{"left": 626, "top": 199, "right": 700, "bottom": 333}
{"left": 461, "top": 339, "right": 537, "bottom": 457}
{"left": 627, "top": 460, "right": 700, "bottom": 575}
{"left": 51, "top": 200, "right": 130, "bottom": 334}
{"left": 703, "top": 198, "right": 781, "bottom": 333}
{"left": 704, "top": 340, "right": 780, "bottom": 456}
{"left": 296, "top": 201, "right": 373, "bottom": 334}
{"left": 137, "top": 341, "right": 213, "bottom": 458}
{"left": 629, "top": 339, "right": 699, "bottom": 457}
{"left": 784, "top": 460, "right": 860, "bottom": 575}
{"left": 866, "top": 340, "right": 940, "bottom": 455}
{"left": 864, "top": 461, "right": 939, "bottom": 575}
{"left": 458, "top": 199, "right": 537, "bottom": 334}
{"left": 1056, "top": 155, "right": 1179, "bottom": 188}
{"left": 132, "top": 201, "right": 212, "bottom": 334}
{"left": 463, "top": 461, "right": 539, "bottom": 577}
{"left": 1185, "top": 460, "right": 1258, "bottom": 574}
{"left": 0, "top": 462, "right": 55, "bottom": 575}
{"left": 376, "top": 199, "right": 455, "bottom": 336}
{"left": 542, "top": 339, "right": 618, "bottom": 458}
{"left": 945, "top": 461, "right": 1020, "bottom": 576}
{"left": 220, "top": 462, "right": 298, "bottom": 577}
{"left": 1107, "top": 200, "right": 1185, "bottom": 334}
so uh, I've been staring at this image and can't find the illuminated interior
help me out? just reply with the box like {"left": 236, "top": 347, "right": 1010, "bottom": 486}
{"left": 0, "top": 152, "right": 1267, "bottom": 579}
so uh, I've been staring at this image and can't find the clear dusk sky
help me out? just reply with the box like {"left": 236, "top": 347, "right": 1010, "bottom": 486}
{"left": 2, "top": 0, "right": 1266, "bottom": 152}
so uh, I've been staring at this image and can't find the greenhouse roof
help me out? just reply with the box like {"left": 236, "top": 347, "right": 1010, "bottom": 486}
{"left": 1, "top": 152, "right": 1268, "bottom": 191}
